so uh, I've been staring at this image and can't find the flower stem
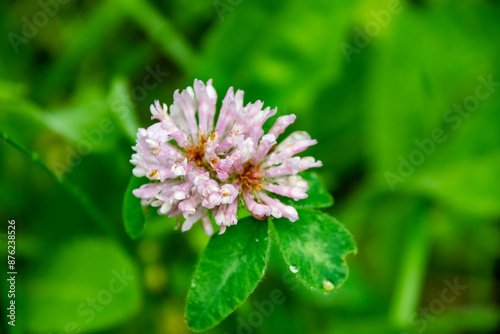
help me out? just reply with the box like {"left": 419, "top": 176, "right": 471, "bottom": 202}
{"left": 389, "top": 205, "right": 430, "bottom": 328}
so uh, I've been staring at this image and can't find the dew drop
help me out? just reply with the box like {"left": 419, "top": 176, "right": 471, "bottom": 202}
{"left": 255, "top": 238, "right": 259, "bottom": 242}
{"left": 322, "top": 279, "right": 335, "bottom": 292}
{"left": 191, "top": 282, "right": 196, "bottom": 288}
{"left": 289, "top": 265, "right": 299, "bottom": 273}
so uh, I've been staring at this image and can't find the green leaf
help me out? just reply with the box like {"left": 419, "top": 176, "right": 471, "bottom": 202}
{"left": 276, "top": 172, "right": 334, "bottom": 209}
{"left": 37, "top": 104, "right": 120, "bottom": 153}
{"left": 21, "top": 238, "right": 142, "bottom": 333}
{"left": 123, "top": 175, "right": 148, "bottom": 239}
{"left": 0, "top": 94, "right": 116, "bottom": 152}
{"left": 186, "top": 216, "right": 270, "bottom": 332}
{"left": 272, "top": 208, "right": 356, "bottom": 293}
{"left": 108, "top": 77, "right": 142, "bottom": 143}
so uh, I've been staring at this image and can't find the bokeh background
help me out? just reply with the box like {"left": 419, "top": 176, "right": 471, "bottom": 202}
{"left": 1, "top": 0, "right": 499, "bottom": 333}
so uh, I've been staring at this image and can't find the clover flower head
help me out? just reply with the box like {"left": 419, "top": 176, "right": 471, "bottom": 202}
{"left": 130, "top": 79, "right": 322, "bottom": 236}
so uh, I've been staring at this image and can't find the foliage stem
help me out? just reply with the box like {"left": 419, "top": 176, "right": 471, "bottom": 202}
{"left": 388, "top": 206, "right": 430, "bottom": 328}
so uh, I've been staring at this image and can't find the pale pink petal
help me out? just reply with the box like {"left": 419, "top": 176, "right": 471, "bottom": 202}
{"left": 194, "top": 79, "right": 217, "bottom": 135}
{"left": 216, "top": 87, "right": 240, "bottom": 135}
{"left": 268, "top": 114, "right": 296, "bottom": 139}
{"left": 251, "top": 134, "right": 277, "bottom": 164}
{"left": 265, "top": 139, "right": 317, "bottom": 165}
{"left": 201, "top": 215, "right": 214, "bottom": 236}
{"left": 258, "top": 192, "right": 298, "bottom": 221}
{"left": 181, "top": 207, "right": 206, "bottom": 232}
{"left": 179, "top": 196, "right": 202, "bottom": 218}
{"left": 150, "top": 100, "right": 169, "bottom": 121}
{"left": 243, "top": 191, "right": 272, "bottom": 219}
{"left": 132, "top": 182, "right": 169, "bottom": 199}
{"left": 173, "top": 88, "right": 198, "bottom": 140}
{"left": 263, "top": 157, "right": 301, "bottom": 177}
{"left": 299, "top": 157, "right": 323, "bottom": 171}
{"left": 262, "top": 183, "right": 308, "bottom": 200}
{"left": 216, "top": 124, "right": 244, "bottom": 153}
{"left": 220, "top": 184, "right": 238, "bottom": 204}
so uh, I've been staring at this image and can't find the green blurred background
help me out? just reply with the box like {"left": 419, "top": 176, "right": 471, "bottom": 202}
{"left": 1, "top": 0, "right": 499, "bottom": 333}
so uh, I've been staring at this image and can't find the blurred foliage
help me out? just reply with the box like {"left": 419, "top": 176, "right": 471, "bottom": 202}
{"left": 1, "top": 0, "right": 499, "bottom": 333}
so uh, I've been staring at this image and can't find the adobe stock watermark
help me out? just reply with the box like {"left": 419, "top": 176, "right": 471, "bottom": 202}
{"left": 340, "top": 0, "right": 404, "bottom": 63}
{"left": 384, "top": 74, "right": 500, "bottom": 191}
{"left": 47, "top": 267, "right": 136, "bottom": 334}
{"left": 226, "top": 270, "right": 301, "bottom": 334}
{"left": 400, "top": 277, "right": 467, "bottom": 334}
{"left": 7, "top": 0, "right": 71, "bottom": 54}
{"left": 50, "top": 64, "right": 170, "bottom": 177}
{"left": 213, "top": 0, "right": 243, "bottom": 21}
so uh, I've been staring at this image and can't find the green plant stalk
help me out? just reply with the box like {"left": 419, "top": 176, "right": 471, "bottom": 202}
{"left": 38, "top": 0, "right": 126, "bottom": 100}
{"left": 121, "top": 0, "right": 196, "bottom": 72}
{"left": 389, "top": 208, "right": 430, "bottom": 328}
{"left": 1, "top": 131, "right": 119, "bottom": 240}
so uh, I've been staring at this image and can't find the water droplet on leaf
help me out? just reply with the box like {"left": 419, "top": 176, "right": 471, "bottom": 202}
{"left": 289, "top": 265, "right": 299, "bottom": 273}
{"left": 322, "top": 279, "right": 335, "bottom": 292}
{"left": 255, "top": 238, "right": 259, "bottom": 242}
